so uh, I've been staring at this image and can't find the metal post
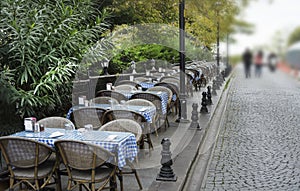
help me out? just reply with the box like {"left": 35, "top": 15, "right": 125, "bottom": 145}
{"left": 226, "top": 33, "right": 229, "bottom": 68}
{"left": 217, "top": 20, "right": 220, "bottom": 68}
{"left": 177, "top": 0, "right": 188, "bottom": 122}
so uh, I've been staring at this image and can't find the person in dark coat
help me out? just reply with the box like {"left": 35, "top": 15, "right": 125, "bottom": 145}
{"left": 242, "top": 48, "right": 253, "bottom": 78}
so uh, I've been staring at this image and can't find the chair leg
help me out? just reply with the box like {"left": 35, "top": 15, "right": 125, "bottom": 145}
{"left": 67, "top": 179, "right": 72, "bottom": 191}
{"left": 164, "top": 115, "right": 169, "bottom": 129}
{"left": 133, "top": 170, "right": 143, "bottom": 190}
{"left": 110, "top": 174, "right": 117, "bottom": 191}
{"left": 152, "top": 122, "right": 158, "bottom": 137}
{"left": 55, "top": 168, "right": 62, "bottom": 191}
{"left": 146, "top": 134, "right": 153, "bottom": 150}
{"left": 117, "top": 171, "right": 124, "bottom": 191}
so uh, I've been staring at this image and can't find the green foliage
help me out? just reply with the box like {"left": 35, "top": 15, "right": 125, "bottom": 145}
{"left": 103, "top": 0, "right": 178, "bottom": 26}
{"left": 100, "top": 0, "right": 253, "bottom": 53}
{"left": 0, "top": 0, "right": 109, "bottom": 119}
{"left": 287, "top": 26, "right": 300, "bottom": 46}
{"left": 91, "top": 24, "right": 214, "bottom": 74}
{"left": 108, "top": 44, "right": 179, "bottom": 74}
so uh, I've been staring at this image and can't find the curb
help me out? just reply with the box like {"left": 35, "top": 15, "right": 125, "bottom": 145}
{"left": 148, "top": 69, "right": 235, "bottom": 191}
{"left": 181, "top": 69, "right": 236, "bottom": 191}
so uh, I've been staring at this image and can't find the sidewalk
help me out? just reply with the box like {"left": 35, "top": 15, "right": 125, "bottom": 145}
{"left": 2, "top": 72, "right": 231, "bottom": 191}
{"left": 132, "top": 74, "right": 231, "bottom": 191}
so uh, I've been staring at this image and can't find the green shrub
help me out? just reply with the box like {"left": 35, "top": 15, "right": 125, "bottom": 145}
{"left": 0, "top": 0, "right": 109, "bottom": 119}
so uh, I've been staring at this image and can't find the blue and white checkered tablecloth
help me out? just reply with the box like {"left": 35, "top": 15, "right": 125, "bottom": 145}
{"left": 146, "top": 91, "right": 168, "bottom": 114}
{"left": 12, "top": 128, "right": 137, "bottom": 168}
{"left": 117, "top": 91, "right": 168, "bottom": 115}
{"left": 172, "top": 94, "right": 177, "bottom": 101}
{"left": 139, "top": 82, "right": 155, "bottom": 89}
{"left": 66, "top": 104, "right": 156, "bottom": 123}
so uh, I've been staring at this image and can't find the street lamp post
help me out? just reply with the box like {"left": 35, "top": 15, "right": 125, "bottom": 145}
{"left": 217, "top": 20, "right": 220, "bottom": 68}
{"left": 176, "top": 0, "right": 188, "bottom": 122}
{"left": 215, "top": 1, "right": 221, "bottom": 73}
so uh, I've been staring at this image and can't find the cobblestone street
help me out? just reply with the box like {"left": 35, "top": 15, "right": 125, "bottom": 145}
{"left": 204, "top": 65, "right": 300, "bottom": 190}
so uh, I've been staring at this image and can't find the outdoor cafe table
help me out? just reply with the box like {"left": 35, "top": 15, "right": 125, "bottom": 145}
{"left": 12, "top": 128, "right": 137, "bottom": 168}
{"left": 66, "top": 104, "right": 156, "bottom": 123}
{"left": 115, "top": 90, "right": 168, "bottom": 114}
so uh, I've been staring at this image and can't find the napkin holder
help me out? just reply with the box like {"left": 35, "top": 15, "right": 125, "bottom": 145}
{"left": 24, "top": 117, "right": 36, "bottom": 132}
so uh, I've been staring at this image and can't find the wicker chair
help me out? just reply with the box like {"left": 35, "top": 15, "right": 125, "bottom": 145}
{"left": 99, "top": 119, "right": 143, "bottom": 191}
{"left": 37, "top": 116, "right": 75, "bottom": 129}
{"left": 199, "top": 74, "right": 207, "bottom": 87}
{"left": 124, "top": 99, "right": 156, "bottom": 148}
{"left": 124, "top": 98, "right": 158, "bottom": 130}
{"left": 114, "top": 80, "right": 141, "bottom": 89}
{"left": 147, "top": 86, "right": 172, "bottom": 106}
{"left": 95, "top": 90, "right": 128, "bottom": 103}
{"left": 102, "top": 109, "right": 147, "bottom": 126}
{"left": 159, "top": 76, "right": 179, "bottom": 82}
{"left": 185, "top": 73, "right": 194, "bottom": 96}
{"left": 72, "top": 107, "right": 107, "bottom": 130}
{"left": 114, "top": 84, "right": 137, "bottom": 91}
{"left": 0, "top": 137, "right": 59, "bottom": 191}
{"left": 147, "top": 86, "right": 173, "bottom": 128}
{"left": 130, "top": 92, "right": 165, "bottom": 131}
{"left": 160, "top": 78, "right": 180, "bottom": 87}
{"left": 102, "top": 109, "right": 153, "bottom": 149}
{"left": 154, "top": 82, "right": 179, "bottom": 114}
{"left": 134, "top": 77, "right": 151, "bottom": 83}
{"left": 89, "top": 96, "right": 119, "bottom": 105}
{"left": 55, "top": 140, "right": 117, "bottom": 191}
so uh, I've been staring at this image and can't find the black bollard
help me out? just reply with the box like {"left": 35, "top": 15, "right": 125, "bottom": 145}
{"left": 207, "top": 86, "right": 213, "bottom": 105}
{"left": 156, "top": 138, "right": 177, "bottom": 182}
{"left": 200, "top": 92, "right": 209, "bottom": 113}
{"left": 189, "top": 103, "right": 201, "bottom": 129}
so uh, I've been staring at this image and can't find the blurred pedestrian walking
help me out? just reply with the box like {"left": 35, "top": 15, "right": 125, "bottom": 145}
{"left": 242, "top": 47, "right": 253, "bottom": 78}
{"left": 268, "top": 52, "right": 277, "bottom": 72}
{"left": 254, "top": 50, "right": 264, "bottom": 77}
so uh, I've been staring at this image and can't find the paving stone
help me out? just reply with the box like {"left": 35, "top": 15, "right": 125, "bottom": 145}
{"left": 203, "top": 66, "right": 300, "bottom": 190}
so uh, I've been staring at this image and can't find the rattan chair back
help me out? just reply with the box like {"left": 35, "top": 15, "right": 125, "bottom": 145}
{"left": 0, "top": 137, "right": 58, "bottom": 190}
{"left": 147, "top": 86, "right": 172, "bottom": 105}
{"left": 124, "top": 99, "right": 156, "bottom": 108}
{"left": 154, "top": 82, "right": 179, "bottom": 97}
{"left": 102, "top": 109, "right": 147, "bottom": 125}
{"left": 55, "top": 140, "right": 117, "bottom": 191}
{"left": 99, "top": 119, "right": 142, "bottom": 142}
{"left": 160, "top": 78, "right": 180, "bottom": 86}
{"left": 37, "top": 116, "right": 74, "bottom": 129}
{"left": 130, "top": 92, "right": 162, "bottom": 114}
{"left": 73, "top": 107, "right": 106, "bottom": 130}
{"left": 114, "top": 84, "right": 137, "bottom": 91}
{"left": 134, "top": 77, "right": 151, "bottom": 83}
{"left": 114, "top": 80, "right": 141, "bottom": 89}
{"left": 55, "top": 140, "right": 114, "bottom": 170}
{"left": 95, "top": 90, "right": 128, "bottom": 102}
{"left": 154, "top": 82, "right": 179, "bottom": 114}
{"left": 159, "top": 76, "right": 179, "bottom": 81}
{"left": 89, "top": 96, "right": 119, "bottom": 105}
